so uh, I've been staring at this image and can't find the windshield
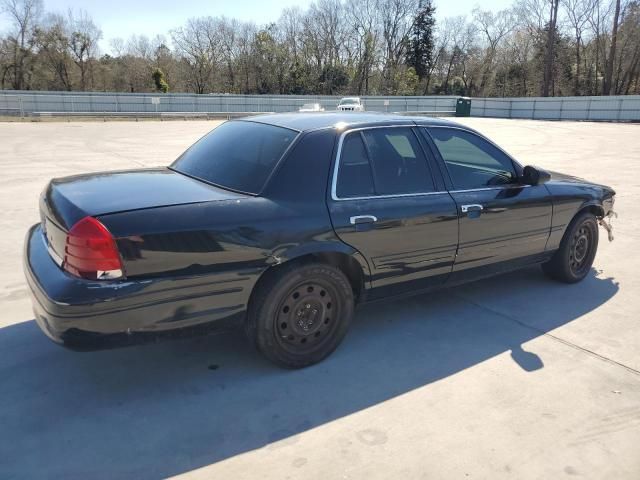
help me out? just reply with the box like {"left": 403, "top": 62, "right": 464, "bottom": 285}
{"left": 339, "top": 98, "right": 359, "bottom": 105}
{"left": 171, "top": 121, "right": 297, "bottom": 194}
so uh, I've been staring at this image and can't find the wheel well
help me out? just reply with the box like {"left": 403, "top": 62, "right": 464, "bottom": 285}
{"left": 579, "top": 204, "right": 604, "bottom": 219}
{"left": 249, "top": 252, "right": 366, "bottom": 311}
{"left": 310, "top": 252, "right": 366, "bottom": 300}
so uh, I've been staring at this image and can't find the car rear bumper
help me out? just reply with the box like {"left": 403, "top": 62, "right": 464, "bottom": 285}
{"left": 24, "top": 224, "right": 253, "bottom": 350}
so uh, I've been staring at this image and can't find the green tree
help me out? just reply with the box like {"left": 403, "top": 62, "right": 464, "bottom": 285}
{"left": 394, "top": 66, "right": 419, "bottom": 95}
{"left": 405, "top": 0, "right": 436, "bottom": 83}
{"left": 533, "top": 24, "right": 573, "bottom": 96}
{"left": 287, "top": 61, "right": 311, "bottom": 94}
{"left": 152, "top": 67, "right": 169, "bottom": 92}
{"left": 318, "top": 64, "right": 349, "bottom": 94}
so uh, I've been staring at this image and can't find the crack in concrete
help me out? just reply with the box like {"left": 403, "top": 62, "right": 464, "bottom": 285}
{"left": 454, "top": 293, "right": 640, "bottom": 377}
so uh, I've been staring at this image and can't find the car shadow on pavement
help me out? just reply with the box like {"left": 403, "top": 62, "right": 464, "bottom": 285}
{"left": 0, "top": 266, "right": 618, "bottom": 478}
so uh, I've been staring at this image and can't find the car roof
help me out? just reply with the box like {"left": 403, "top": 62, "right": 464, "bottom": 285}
{"left": 243, "top": 111, "right": 461, "bottom": 132}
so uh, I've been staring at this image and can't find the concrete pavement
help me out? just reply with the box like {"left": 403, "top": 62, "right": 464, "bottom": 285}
{"left": 0, "top": 118, "right": 638, "bottom": 479}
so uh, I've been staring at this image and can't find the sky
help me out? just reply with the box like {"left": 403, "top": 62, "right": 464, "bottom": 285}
{"left": 0, "top": 0, "right": 514, "bottom": 53}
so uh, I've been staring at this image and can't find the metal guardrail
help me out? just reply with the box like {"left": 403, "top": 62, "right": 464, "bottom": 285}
{"left": 471, "top": 95, "right": 640, "bottom": 121}
{"left": 0, "top": 91, "right": 458, "bottom": 118}
{"left": 29, "top": 110, "right": 454, "bottom": 121}
{"left": 32, "top": 111, "right": 269, "bottom": 121}
{"left": 2, "top": 91, "right": 638, "bottom": 121}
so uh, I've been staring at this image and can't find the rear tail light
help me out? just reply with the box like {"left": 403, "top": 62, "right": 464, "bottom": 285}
{"left": 64, "top": 216, "right": 124, "bottom": 280}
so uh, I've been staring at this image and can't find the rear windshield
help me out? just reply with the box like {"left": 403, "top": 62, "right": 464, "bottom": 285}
{"left": 171, "top": 121, "right": 297, "bottom": 194}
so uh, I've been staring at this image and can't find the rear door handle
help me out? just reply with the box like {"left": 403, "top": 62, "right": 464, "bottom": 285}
{"left": 461, "top": 204, "right": 483, "bottom": 213}
{"left": 350, "top": 215, "right": 378, "bottom": 225}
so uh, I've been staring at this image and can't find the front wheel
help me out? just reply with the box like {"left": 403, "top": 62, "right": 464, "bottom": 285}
{"left": 246, "top": 262, "right": 354, "bottom": 368}
{"left": 542, "top": 211, "right": 599, "bottom": 283}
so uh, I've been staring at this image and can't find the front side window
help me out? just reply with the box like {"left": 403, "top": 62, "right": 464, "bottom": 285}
{"left": 428, "top": 128, "right": 516, "bottom": 190}
{"left": 335, "top": 127, "right": 435, "bottom": 198}
{"left": 171, "top": 121, "right": 297, "bottom": 194}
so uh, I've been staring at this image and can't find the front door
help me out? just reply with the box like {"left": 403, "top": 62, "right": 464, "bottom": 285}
{"left": 327, "top": 126, "right": 459, "bottom": 298}
{"left": 424, "top": 127, "right": 553, "bottom": 281}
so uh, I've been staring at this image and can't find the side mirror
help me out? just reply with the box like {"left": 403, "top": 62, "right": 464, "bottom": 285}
{"left": 521, "top": 165, "right": 551, "bottom": 186}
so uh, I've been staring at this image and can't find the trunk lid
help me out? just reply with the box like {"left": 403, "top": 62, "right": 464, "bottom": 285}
{"left": 40, "top": 167, "right": 244, "bottom": 266}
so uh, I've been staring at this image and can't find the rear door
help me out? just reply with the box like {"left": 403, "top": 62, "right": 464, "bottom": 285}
{"left": 327, "top": 126, "right": 459, "bottom": 298}
{"left": 423, "top": 127, "right": 552, "bottom": 281}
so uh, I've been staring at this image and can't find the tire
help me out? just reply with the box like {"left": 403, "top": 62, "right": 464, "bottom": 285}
{"left": 246, "top": 262, "right": 355, "bottom": 368}
{"left": 542, "top": 211, "right": 599, "bottom": 283}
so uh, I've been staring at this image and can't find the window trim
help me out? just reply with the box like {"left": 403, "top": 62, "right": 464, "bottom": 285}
{"left": 331, "top": 125, "right": 443, "bottom": 201}
{"left": 423, "top": 126, "right": 524, "bottom": 192}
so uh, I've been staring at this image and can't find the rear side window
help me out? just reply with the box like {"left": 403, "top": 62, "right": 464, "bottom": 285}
{"left": 361, "top": 128, "right": 434, "bottom": 195}
{"left": 336, "top": 133, "right": 375, "bottom": 198}
{"left": 336, "top": 128, "right": 434, "bottom": 198}
{"left": 172, "top": 121, "right": 297, "bottom": 194}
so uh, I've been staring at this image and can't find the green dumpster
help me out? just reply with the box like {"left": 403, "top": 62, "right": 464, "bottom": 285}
{"left": 455, "top": 97, "right": 471, "bottom": 117}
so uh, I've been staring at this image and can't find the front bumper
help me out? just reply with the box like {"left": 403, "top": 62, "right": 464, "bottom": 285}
{"left": 600, "top": 194, "right": 616, "bottom": 241}
{"left": 24, "top": 224, "right": 251, "bottom": 350}
{"left": 599, "top": 210, "right": 616, "bottom": 242}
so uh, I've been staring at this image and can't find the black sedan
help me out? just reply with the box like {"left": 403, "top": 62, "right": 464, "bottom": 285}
{"left": 24, "top": 113, "right": 616, "bottom": 368}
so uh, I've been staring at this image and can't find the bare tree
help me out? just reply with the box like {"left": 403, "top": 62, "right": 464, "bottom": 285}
{"left": 440, "top": 16, "right": 475, "bottom": 94}
{"left": 474, "top": 7, "right": 516, "bottom": 95}
{"left": 171, "top": 17, "right": 222, "bottom": 94}
{"left": 614, "top": 1, "right": 640, "bottom": 94}
{"left": 214, "top": 17, "right": 240, "bottom": 92}
{"left": 562, "top": 0, "right": 595, "bottom": 94}
{"left": 455, "top": 21, "right": 480, "bottom": 94}
{"left": 126, "top": 34, "right": 154, "bottom": 60}
{"left": 603, "top": 0, "right": 622, "bottom": 94}
{"left": 304, "top": 0, "right": 346, "bottom": 70}
{"left": 0, "top": 37, "right": 11, "bottom": 88}
{"left": 515, "top": 0, "right": 550, "bottom": 32}
{"left": 541, "top": 0, "right": 560, "bottom": 96}
{"left": 586, "top": 0, "right": 614, "bottom": 94}
{"left": 66, "top": 9, "right": 102, "bottom": 91}
{"left": 2, "top": 0, "right": 640, "bottom": 97}
{"left": 279, "top": 7, "right": 304, "bottom": 61}
{"left": 344, "top": 0, "right": 380, "bottom": 94}
{"left": 34, "top": 13, "right": 73, "bottom": 90}
{"left": 379, "top": 0, "right": 419, "bottom": 93}
{"left": 109, "top": 38, "right": 125, "bottom": 57}
{"left": 1, "top": 0, "right": 42, "bottom": 89}
{"left": 505, "top": 28, "right": 535, "bottom": 95}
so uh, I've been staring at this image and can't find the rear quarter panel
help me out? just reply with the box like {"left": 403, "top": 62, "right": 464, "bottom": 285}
{"left": 97, "top": 128, "right": 367, "bottom": 323}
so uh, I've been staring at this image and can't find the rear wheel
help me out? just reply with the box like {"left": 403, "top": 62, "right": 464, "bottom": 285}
{"left": 246, "top": 262, "right": 354, "bottom": 368}
{"left": 542, "top": 211, "right": 599, "bottom": 283}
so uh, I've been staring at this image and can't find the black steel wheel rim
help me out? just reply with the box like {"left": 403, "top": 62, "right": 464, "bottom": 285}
{"left": 274, "top": 279, "right": 340, "bottom": 354}
{"left": 569, "top": 224, "right": 592, "bottom": 276}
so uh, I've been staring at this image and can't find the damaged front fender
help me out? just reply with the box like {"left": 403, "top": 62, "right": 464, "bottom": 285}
{"left": 599, "top": 211, "right": 617, "bottom": 242}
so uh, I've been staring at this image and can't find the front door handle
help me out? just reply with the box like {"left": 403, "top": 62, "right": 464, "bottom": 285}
{"left": 350, "top": 215, "right": 377, "bottom": 232}
{"left": 461, "top": 204, "right": 483, "bottom": 219}
{"left": 461, "top": 204, "right": 483, "bottom": 214}
{"left": 350, "top": 215, "right": 378, "bottom": 225}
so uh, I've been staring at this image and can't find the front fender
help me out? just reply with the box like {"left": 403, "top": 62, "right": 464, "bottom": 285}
{"left": 545, "top": 182, "right": 613, "bottom": 251}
